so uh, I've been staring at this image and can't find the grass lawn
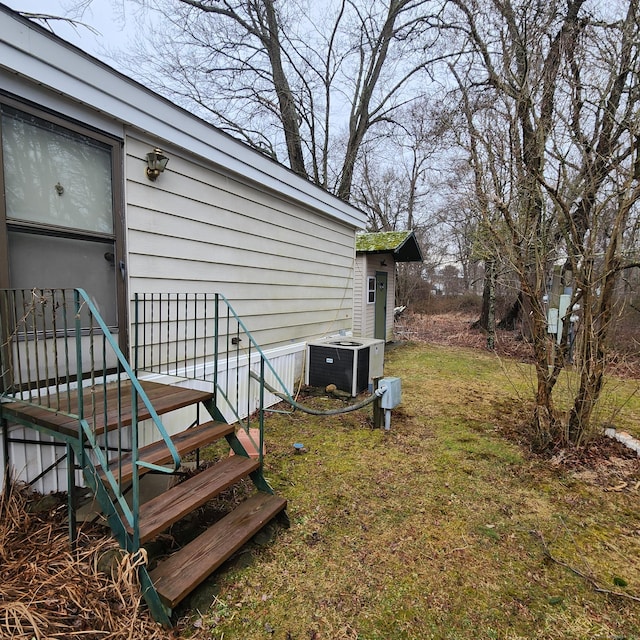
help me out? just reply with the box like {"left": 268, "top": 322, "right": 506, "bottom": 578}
{"left": 183, "top": 342, "right": 640, "bottom": 640}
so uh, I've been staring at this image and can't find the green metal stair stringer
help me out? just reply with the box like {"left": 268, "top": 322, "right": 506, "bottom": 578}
{"left": 72, "top": 431, "right": 173, "bottom": 627}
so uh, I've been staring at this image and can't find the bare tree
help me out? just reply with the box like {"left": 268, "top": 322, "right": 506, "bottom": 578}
{"left": 445, "top": 0, "right": 640, "bottom": 446}
{"left": 438, "top": 74, "right": 514, "bottom": 348}
{"left": 87, "top": 0, "right": 442, "bottom": 200}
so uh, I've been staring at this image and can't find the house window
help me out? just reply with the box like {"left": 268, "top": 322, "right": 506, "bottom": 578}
{"left": 0, "top": 99, "right": 124, "bottom": 332}
{"left": 367, "top": 276, "right": 376, "bottom": 304}
{"left": 2, "top": 106, "right": 114, "bottom": 233}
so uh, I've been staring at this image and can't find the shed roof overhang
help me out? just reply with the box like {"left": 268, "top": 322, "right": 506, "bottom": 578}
{"left": 0, "top": 5, "right": 367, "bottom": 230}
{"left": 356, "top": 231, "right": 423, "bottom": 263}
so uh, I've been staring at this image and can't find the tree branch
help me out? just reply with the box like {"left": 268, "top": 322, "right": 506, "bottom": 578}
{"left": 531, "top": 529, "right": 640, "bottom": 604}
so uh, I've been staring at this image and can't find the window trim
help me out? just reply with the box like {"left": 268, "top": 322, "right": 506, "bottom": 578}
{"left": 367, "top": 276, "right": 376, "bottom": 304}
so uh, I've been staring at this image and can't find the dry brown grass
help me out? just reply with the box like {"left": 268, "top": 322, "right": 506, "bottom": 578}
{"left": 394, "top": 312, "right": 535, "bottom": 364}
{"left": 0, "top": 483, "right": 178, "bottom": 640}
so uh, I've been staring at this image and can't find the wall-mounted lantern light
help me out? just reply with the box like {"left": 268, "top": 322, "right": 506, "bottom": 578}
{"left": 145, "top": 148, "right": 169, "bottom": 181}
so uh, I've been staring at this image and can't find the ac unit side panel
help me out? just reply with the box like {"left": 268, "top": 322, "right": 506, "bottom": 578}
{"left": 368, "top": 341, "right": 385, "bottom": 379}
{"left": 356, "top": 346, "right": 370, "bottom": 395}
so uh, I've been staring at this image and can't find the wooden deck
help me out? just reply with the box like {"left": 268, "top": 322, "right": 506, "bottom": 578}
{"left": 0, "top": 380, "right": 214, "bottom": 437}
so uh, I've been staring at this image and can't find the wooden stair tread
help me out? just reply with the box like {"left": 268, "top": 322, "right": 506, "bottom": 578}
{"left": 150, "top": 492, "right": 287, "bottom": 608}
{"left": 104, "top": 420, "right": 234, "bottom": 486}
{"left": 0, "top": 381, "right": 214, "bottom": 436}
{"left": 133, "top": 456, "right": 260, "bottom": 543}
{"left": 115, "top": 383, "right": 215, "bottom": 429}
{"left": 0, "top": 401, "right": 82, "bottom": 437}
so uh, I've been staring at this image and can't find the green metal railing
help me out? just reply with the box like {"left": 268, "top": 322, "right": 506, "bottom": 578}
{"left": 0, "top": 288, "right": 180, "bottom": 551}
{"left": 1, "top": 288, "right": 293, "bottom": 625}
{"left": 132, "top": 292, "right": 294, "bottom": 469}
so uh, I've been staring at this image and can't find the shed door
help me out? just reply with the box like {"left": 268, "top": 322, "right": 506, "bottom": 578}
{"left": 0, "top": 102, "right": 125, "bottom": 347}
{"left": 374, "top": 271, "right": 388, "bottom": 341}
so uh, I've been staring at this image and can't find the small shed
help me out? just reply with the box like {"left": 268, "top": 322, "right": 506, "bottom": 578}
{"left": 353, "top": 231, "right": 423, "bottom": 341}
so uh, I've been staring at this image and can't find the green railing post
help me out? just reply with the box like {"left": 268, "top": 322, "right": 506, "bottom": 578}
{"left": 214, "top": 294, "right": 219, "bottom": 408}
{"left": 74, "top": 290, "right": 84, "bottom": 426}
{"left": 131, "top": 381, "right": 140, "bottom": 552}
{"left": 134, "top": 292, "right": 140, "bottom": 377}
{"left": 66, "top": 443, "right": 77, "bottom": 549}
{"left": 2, "top": 415, "right": 10, "bottom": 495}
{"left": 259, "top": 357, "right": 265, "bottom": 470}
{"left": 72, "top": 291, "right": 85, "bottom": 547}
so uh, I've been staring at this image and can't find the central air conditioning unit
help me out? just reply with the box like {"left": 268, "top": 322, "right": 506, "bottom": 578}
{"left": 306, "top": 337, "right": 385, "bottom": 397}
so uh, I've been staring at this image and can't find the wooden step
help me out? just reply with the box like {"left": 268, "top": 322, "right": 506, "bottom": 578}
{"left": 104, "top": 420, "right": 234, "bottom": 486}
{"left": 150, "top": 492, "right": 287, "bottom": 608}
{"left": 131, "top": 455, "right": 260, "bottom": 543}
{"left": 98, "top": 382, "right": 215, "bottom": 432}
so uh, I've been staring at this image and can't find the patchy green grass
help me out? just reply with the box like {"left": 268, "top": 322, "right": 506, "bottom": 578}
{"left": 184, "top": 342, "right": 640, "bottom": 640}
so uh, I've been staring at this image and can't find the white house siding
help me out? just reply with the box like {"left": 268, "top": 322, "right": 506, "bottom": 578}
{"left": 124, "top": 135, "right": 356, "bottom": 350}
{"left": 125, "top": 136, "right": 357, "bottom": 443}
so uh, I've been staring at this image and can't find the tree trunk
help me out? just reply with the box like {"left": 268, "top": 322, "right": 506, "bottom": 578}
{"left": 486, "top": 259, "right": 496, "bottom": 350}
{"left": 532, "top": 322, "right": 559, "bottom": 449}
{"left": 497, "top": 291, "right": 522, "bottom": 330}
{"left": 566, "top": 253, "right": 621, "bottom": 444}
{"left": 472, "top": 258, "right": 497, "bottom": 351}
{"left": 262, "top": 0, "right": 307, "bottom": 178}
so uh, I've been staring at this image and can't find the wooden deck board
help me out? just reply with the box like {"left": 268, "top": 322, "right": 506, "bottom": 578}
{"left": 150, "top": 492, "right": 287, "bottom": 608}
{"left": 132, "top": 455, "right": 260, "bottom": 543}
{"left": 0, "top": 380, "right": 214, "bottom": 436}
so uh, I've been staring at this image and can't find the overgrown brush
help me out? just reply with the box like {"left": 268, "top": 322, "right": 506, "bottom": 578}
{"left": 0, "top": 482, "right": 174, "bottom": 640}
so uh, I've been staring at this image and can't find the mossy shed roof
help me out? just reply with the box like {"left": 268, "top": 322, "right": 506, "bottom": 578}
{"left": 355, "top": 231, "right": 423, "bottom": 262}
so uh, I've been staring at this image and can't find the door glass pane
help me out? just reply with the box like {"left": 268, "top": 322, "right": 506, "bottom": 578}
{"left": 8, "top": 231, "right": 118, "bottom": 327}
{"left": 1, "top": 106, "right": 113, "bottom": 234}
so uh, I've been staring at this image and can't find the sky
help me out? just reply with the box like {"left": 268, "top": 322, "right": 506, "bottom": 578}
{"left": 4, "top": 0, "right": 134, "bottom": 61}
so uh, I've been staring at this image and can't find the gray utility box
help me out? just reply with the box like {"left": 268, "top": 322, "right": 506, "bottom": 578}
{"left": 378, "top": 377, "right": 402, "bottom": 409}
{"left": 306, "top": 337, "right": 385, "bottom": 397}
